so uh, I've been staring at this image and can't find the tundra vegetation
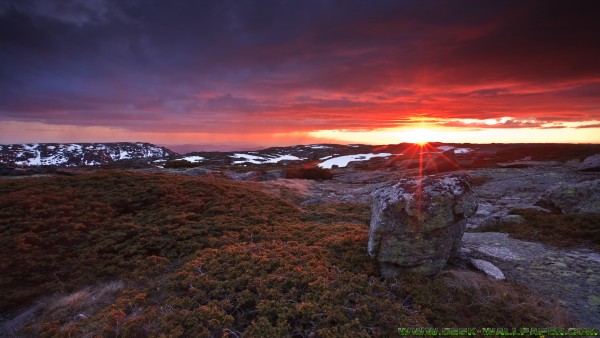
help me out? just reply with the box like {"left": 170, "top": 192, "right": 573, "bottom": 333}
{"left": 0, "top": 171, "right": 574, "bottom": 336}
{"left": 285, "top": 167, "right": 334, "bottom": 180}
{"left": 481, "top": 209, "right": 600, "bottom": 252}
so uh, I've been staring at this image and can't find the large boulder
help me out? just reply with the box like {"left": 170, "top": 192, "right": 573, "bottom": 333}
{"left": 578, "top": 154, "right": 600, "bottom": 171}
{"left": 425, "top": 149, "right": 460, "bottom": 174}
{"left": 535, "top": 179, "right": 600, "bottom": 214}
{"left": 368, "top": 174, "right": 478, "bottom": 276}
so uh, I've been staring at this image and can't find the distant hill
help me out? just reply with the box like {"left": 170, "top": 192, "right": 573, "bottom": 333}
{"left": 162, "top": 143, "right": 265, "bottom": 153}
{"left": 0, "top": 142, "right": 176, "bottom": 167}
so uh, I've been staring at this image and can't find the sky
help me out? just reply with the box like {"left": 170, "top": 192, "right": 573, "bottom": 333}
{"left": 1, "top": 0, "right": 600, "bottom": 147}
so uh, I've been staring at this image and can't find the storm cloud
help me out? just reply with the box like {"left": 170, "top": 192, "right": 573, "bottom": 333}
{"left": 1, "top": 0, "right": 599, "bottom": 137}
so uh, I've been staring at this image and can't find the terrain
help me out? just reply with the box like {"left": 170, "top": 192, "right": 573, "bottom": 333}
{"left": 1, "top": 142, "right": 600, "bottom": 336}
{"left": 0, "top": 143, "right": 174, "bottom": 168}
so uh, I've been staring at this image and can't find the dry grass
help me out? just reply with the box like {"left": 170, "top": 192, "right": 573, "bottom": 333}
{"left": 439, "top": 270, "right": 576, "bottom": 328}
{"left": 1, "top": 281, "right": 124, "bottom": 336}
{"left": 257, "top": 178, "right": 314, "bottom": 202}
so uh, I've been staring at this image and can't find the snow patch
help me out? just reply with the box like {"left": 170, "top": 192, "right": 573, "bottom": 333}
{"left": 437, "top": 145, "right": 472, "bottom": 154}
{"left": 437, "top": 146, "right": 455, "bottom": 152}
{"left": 318, "top": 153, "right": 393, "bottom": 169}
{"left": 231, "top": 153, "right": 305, "bottom": 164}
{"left": 178, "top": 156, "right": 205, "bottom": 163}
{"left": 119, "top": 150, "right": 131, "bottom": 160}
{"left": 454, "top": 148, "right": 472, "bottom": 154}
{"left": 67, "top": 144, "right": 83, "bottom": 153}
{"left": 231, "top": 153, "right": 266, "bottom": 164}
{"left": 263, "top": 154, "right": 304, "bottom": 163}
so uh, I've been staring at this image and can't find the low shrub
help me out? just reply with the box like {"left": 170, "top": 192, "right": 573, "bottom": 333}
{"left": 494, "top": 144, "right": 600, "bottom": 162}
{"left": 395, "top": 270, "right": 575, "bottom": 328}
{"left": 163, "top": 160, "right": 202, "bottom": 168}
{"left": 285, "top": 167, "right": 334, "bottom": 180}
{"left": 0, "top": 171, "right": 576, "bottom": 336}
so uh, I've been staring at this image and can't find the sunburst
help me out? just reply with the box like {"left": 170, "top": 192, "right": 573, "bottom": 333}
{"left": 404, "top": 128, "right": 437, "bottom": 145}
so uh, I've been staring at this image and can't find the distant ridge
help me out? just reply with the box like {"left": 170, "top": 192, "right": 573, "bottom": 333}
{"left": 0, "top": 142, "right": 176, "bottom": 167}
{"left": 162, "top": 143, "right": 265, "bottom": 153}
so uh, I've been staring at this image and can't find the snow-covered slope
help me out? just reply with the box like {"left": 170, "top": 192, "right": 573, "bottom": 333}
{"left": 230, "top": 153, "right": 306, "bottom": 165}
{"left": 317, "top": 153, "right": 393, "bottom": 169}
{"left": 0, "top": 142, "right": 175, "bottom": 166}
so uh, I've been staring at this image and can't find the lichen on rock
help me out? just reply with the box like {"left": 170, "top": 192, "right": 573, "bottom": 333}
{"left": 368, "top": 174, "right": 478, "bottom": 276}
{"left": 535, "top": 179, "right": 600, "bottom": 214}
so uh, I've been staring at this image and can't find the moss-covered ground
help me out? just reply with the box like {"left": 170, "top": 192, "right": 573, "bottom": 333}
{"left": 0, "top": 171, "right": 575, "bottom": 336}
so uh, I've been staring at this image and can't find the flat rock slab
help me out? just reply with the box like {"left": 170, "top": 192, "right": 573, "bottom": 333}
{"left": 463, "top": 232, "right": 600, "bottom": 328}
{"left": 466, "top": 166, "right": 600, "bottom": 229}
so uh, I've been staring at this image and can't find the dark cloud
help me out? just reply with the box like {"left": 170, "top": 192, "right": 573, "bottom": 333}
{"left": 576, "top": 123, "right": 600, "bottom": 129}
{"left": 442, "top": 119, "right": 546, "bottom": 129}
{"left": 1, "top": 0, "right": 599, "bottom": 135}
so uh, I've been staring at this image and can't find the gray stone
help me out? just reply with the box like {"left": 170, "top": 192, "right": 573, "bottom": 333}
{"left": 300, "top": 198, "right": 324, "bottom": 207}
{"left": 368, "top": 174, "right": 478, "bottom": 276}
{"left": 469, "top": 258, "right": 505, "bottom": 280}
{"left": 478, "top": 213, "right": 525, "bottom": 230}
{"left": 536, "top": 179, "right": 600, "bottom": 214}
{"left": 502, "top": 214, "right": 525, "bottom": 225}
{"left": 226, "top": 171, "right": 262, "bottom": 181}
{"left": 424, "top": 149, "right": 460, "bottom": 174}
{"left": 577, "top": 154, "right": 600, "bottom": 171}
{"left": 462, "top": 231, "right": 600, "bottom": 328}
{"left": 259, "top": 170, "right": 286, "bottom": 181}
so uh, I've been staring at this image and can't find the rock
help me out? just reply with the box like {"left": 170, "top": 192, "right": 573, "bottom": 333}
{"left": 535, "top": 179, "right": 600, "bottom": 214}
{"left": 184, "top": 168, "right": 226, "bottom": 178}
{"left": 469, "top": 258, "right": 505, "bottom": 280}
{"left": 259, "top": 170, "right": 286, "bottom": 181}
{"left": 425, "top": 149, "right": 460, "bottom": 174}
{"left": 478, "top": 213, "right": 525, "bottom": 230}
{"left": 578, "top": 154, "right": 600, "bottom": 171}
{"left": 368, "top": 174, "right": 478, "bottom": 276}
{"left": 300, "top": 198, "right": 324, "bottom": 207}
{"left": 401, "top": 159, "right": 421, "bottom": 169}
{"left": 500, "top": 214, "right": 525, "bottom": 225}
{"left": 462, "top": 232, "right": 600, "bottom": 328}
{"left": 226, "top": 171, "right": 262, "bottom": 181}
{"left": 460, "top": 247, "right": 472, "bottom": 255}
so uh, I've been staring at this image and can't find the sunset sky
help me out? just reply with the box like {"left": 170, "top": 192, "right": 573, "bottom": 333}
{"left": 1, "top": 0, "right": 599, "bottom": 148}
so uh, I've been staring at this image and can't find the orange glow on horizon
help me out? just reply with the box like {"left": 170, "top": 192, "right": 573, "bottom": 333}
{"left": 2, "top": 121, "right": 600, "bottom": 147}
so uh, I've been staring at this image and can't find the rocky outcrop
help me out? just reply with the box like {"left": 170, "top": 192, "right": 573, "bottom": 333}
{"left": 425, "top": 149, "right": 460, "bottom": 174}
{"left": 578, "top": 154, "right": 600, "bottom": 171}
{"left": 368, "top": 174, "right": 478, "bottom": 276}
{"left": 462, "top": 232, "right": 600, "bottom": 328}
{"left": 535, "top": 179, "right": 600, "bottom": 214}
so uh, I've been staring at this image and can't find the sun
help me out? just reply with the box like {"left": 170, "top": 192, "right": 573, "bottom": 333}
{"left": 404, "top": 128, "right": 436, "bottom": 145}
